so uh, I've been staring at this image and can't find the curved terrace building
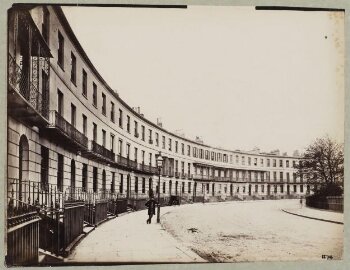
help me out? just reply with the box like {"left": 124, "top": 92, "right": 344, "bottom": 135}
{"left": 6, "top": 5, "right": 313, "bottom": 264}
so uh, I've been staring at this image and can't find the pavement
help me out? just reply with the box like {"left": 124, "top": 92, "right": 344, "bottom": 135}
{"left": 282, "top": 204, "right": 343, "bottom": 224}
{"left": 66, "top": 205, "right": 206, "bottom": 263}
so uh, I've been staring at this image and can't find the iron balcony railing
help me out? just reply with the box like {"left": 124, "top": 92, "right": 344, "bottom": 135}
{"left": 8, "top": 53, "right": 49, "bottom": 119}
{"left": 50, "top": 111, "right": 88, "bottom": 149}
{"left": 117, "top": 155, "right": 138, "bottom": 170}
{"left": 181, "top": 172, "right": 187, "bottom": 179}
{"left": 90, "top": 141, "right": 115, "bottom": 161}
{"left": 138, "top": 163, "right": 158, "bottom": 174}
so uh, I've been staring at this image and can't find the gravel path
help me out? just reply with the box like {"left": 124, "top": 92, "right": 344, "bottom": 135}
{"left": 162, "top": 199, "right": 343, "bottom": 262}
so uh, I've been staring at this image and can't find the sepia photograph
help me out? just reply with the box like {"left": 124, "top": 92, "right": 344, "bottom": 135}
{"left": 4, "top": 1, "right": 346, "bottom": 267}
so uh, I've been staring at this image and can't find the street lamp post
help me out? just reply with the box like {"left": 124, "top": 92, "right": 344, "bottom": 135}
{"left": 156, "top": 152, "right": 163, "bottom": 223}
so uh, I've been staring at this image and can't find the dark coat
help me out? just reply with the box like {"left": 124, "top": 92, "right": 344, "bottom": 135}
{"left": 145, "top": 198, "right": 157, "bottom": 215}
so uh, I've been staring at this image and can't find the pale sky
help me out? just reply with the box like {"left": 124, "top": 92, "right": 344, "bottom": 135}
{"left": 62, "top": 6, "right": 344, "bottom": 155}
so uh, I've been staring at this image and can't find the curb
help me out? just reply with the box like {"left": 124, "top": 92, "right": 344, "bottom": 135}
{"left": 281, "top": 209, "right": 343, "bottom": 225}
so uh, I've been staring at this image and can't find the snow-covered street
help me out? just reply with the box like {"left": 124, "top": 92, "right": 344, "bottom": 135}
{"left": 66, "top": 199, "right": 343, "bottom": 263}
{"left": 162, "top": 199, "right": 343, "bottom": 262}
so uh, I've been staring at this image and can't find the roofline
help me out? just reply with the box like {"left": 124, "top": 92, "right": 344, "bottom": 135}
{"left": 52, "top": 5, "right": 300, "bottom": 159}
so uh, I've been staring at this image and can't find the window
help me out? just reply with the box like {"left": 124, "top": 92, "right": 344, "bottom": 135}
{"left": 236, "top": 155, "right": 239, "bottom": 164}
{"left": 93, "top": 167, "right": 98, "bottom": 192}
{"left": 261, "top": 159, "right": 264, "bottom": 166}
{"left": 102, "top": 129, "right": 106, "bottom": 147}
{"left": 155, "top": 132, "right": 159, "bottom": 146}
{"left": 110, "top": 134, "right": 115, "bottom": 152}
{"left": 242, "top": 156, "right": 245, "bottom": 165}
{"left": 188, "top": 163, "right": 191, "bottom": 176}
{"left": 248, "top": 157, "right": 251, "bottom": 165}
{"left": 82, "top": 69, "right": 87, "bottom": 96}
{"left": 126, "top": 143, "right": 130, "bottom": 159}
{"left": 280, "top": 172, "right": 283, "bottom": 181}
{"left": 118, "top": 139, "right": 123, "bottom": 156}
{"left": 70, "top": 52, "right": 76, "bottom": 84}
{"left": 169, "top": 138, "right": 172, "bottom": 151}
{"left": 57, "top": 89, "right": 63, "bottom": 115}
{"left": 93, "top": 123, "right": 97, "bottom": 142}
{"left": 134, "top": 121, "right": 138, "bottom": 137}
{"left": 254, "top": 158, "right": 257, "bottom": 166}
{"left": 58, "top": 31, "right": 64, "bottom": 69}
{"left": 141, "top": 150, "right": 145, "bottom": 164}
{"left": 82, "top": 163, "right": 88, "bottom": 192}
{"left": 286, "top": 160, "right": 289, "bottom": 168}
{"left": 293, "top": 160, "right": 296, "bottom": 168}
{"left": 267, "top": 159, "right": 270, "bottom": 167}
{"left": 149, "top": 153, "right": 152, "bottom": 166}
{"left": 273, "top": 171, "right": 277, "bottom": 181}
{"left": 102, "top": 93, "right": 106, "bottom": 115}
{"left": 181, "top": 143, "right": 184, "bottom": 155}
{"left": 93, "top": 82, "right": 97, "bottom": 106}
{"left": 57, "top": 154, "right": 64, "bottom": 191}
{"left": 110, "top": 102, "right": 115, "bottom": 122}
{"left": 71, "top": 104, "right": 76, "bottom": 127}
{"left": 279, "top": 160, "right": 283, "bottom": 167}
{"left": 119, "top": 109, "right": 123, "bottom": 128}
{"left": 286, "top": 172, "right": 290, "bottom": 182}
{"left": 148, "top": 129, "right": 153, "bottom": 144}
{"left": 293, "top": 173, "right": 297, "bottom": 182}
{"left": 135, "top": 177, "right": 138, "bottom": 194}
{"left": 82, "top": 114, "right": 87, "bottom": 135}
{"left": 163, "top": 182, "right": 166, "bottom": 193}
{"left": 111, "top": 172, "right": 115, "bottom": 193}
{"left": 187, "top": 145, "right": 190, "bottom": 156}
{"left": 120, "top": 174, "right": 124, "bottom": 193}
{"left": 300, "top": 185, "right": 304, "bottom": 193}
{"left": 134, "top": 147, "right": 138, "bottom": 161}
{"left": 141, "top": 125, "right": 145, "bottom": 141}
{"left": 127, "top": 115, "right": 130, "bottom": 132}
{"left": 162, "top": 136, "right": 165, "bottom": 149}
{"left": 175, "top": 141, "right": 178, "bottom": 153}
{"left": 142, "top": 178, "right": 146, "bottom": 193}
{"left": 273, "top": 159, "right": 276, "bottom": 167}
{"left": 188, "top": 182, "right": 191, "bottom": 193}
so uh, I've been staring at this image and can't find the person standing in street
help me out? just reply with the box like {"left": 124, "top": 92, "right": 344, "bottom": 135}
{"left": 145, "top": 196, "right": 157, "bottom": 224}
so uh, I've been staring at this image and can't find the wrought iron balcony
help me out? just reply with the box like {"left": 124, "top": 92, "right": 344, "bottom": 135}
{"left": 117, "top": 155, "right": 137, "bottom": 170}
{"left": 90, "top": 140, "right": 115, "bottom": 162}
{"left": 48, "top": 111, "right": 88, "bottom": 149}
{"left": 8, "top": 53, "right": 49, "bottom": 124}
{"left": 138, "top": 163, "right": 158, "bottom": 174}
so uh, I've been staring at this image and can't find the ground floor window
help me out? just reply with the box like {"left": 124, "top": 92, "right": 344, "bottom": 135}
{"left": 255, "top": 185, "right": 258, "bottom": 193}
{"left": 163, "top": 181, "right": 166, "bottom": 193}
{"left": 135, "top": 177, "right": 138, "bottom": 193}
{"left": 142, "top": 177, "right": 146, "bottom": 194}
{"left": 280, "top": 185, "right": 284, "bottom": 193}
{"left": 261, "top": 185, "right": 264, "bottom": 193}
{"left": 119, "top": 173, "right": 123, "bottom": 193}
{"left": 188, "top": 182, "right": 191, "bottom": 193}
{"left": 293, "top": 185, "right": 297, "bottom": 193}
{"left": 300, "top": 185, "right": 304, "bottom": 193}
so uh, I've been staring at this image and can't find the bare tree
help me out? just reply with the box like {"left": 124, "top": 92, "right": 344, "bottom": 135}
{"left": 295, "top": 136, "right": 344, "bottom": 187}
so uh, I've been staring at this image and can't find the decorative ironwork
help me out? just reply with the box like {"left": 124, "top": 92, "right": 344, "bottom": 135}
{"left": 8, "top": 54, "right": 49, "bottom": 119}
{"left": 50, "top": 111, "right": 89, "bottom": 149}
{"left": 91, "top": 140, "right": 115, "bottom": 161}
